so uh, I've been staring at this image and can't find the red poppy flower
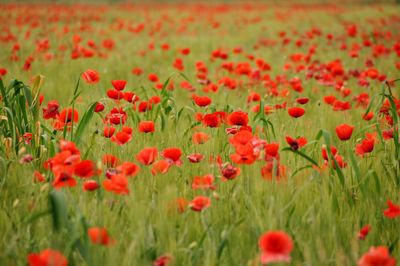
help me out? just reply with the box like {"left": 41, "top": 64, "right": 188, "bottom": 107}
{"left": 88, "top": 227, "right": 116, "bottom": 245}
{"left": 192, "top": 94, "right": 212, "bottom": 107}
{"left": 59, "top": 140, "right": 80, "bottom": 155}
{"left": 358, "top": 246, "right": 396, "bottom": 266}
{"left": 106, "top": 107, "right": 127, "bottom": 125}
{"left": 285, "top": 136, "right": 307, "bottom": 151}
{"left": 332, "top": 154, "right": 347, "bottom": 169}
{"left": 202, "top": 113, "right": 221, "bottom": 128}
{"left": 151, "top": 160, "right": 170, "bottom": 175}
{"left": 288, "top": 107, "right": 305, "bottom": 118}
{"left": 333, "top": 100, "right": 351, "bottom": 111}
{"left": 102, "top": 154, "right": 120, "bottom": 168}
{"left": 230, "top": 143, "right": 258, "bottom": 165}
{"left": 259, "top": 231, "right": 293, "bottom": 265}
{"left": 149, "top": 96, "right": 161, "bottom": 104}
{"left": 296, "top": 97, "right": 309, "bottom": 105}
{"left": 335, "top": 124, "right": 355, "bottom": 141}
{"left": 132, "top": 67, "right": 143, "bottom": 75}
{"left": 28, "top": 249, "right": 68, "bottom": 266}
{"left": 356, "top": 133, "right": 376, "bottom": 156}
{"left": 229, "top": 130, "right": 253, "bottom": 146}
{"left": 358, "top": 225, "right": 371, "bottom": 240}
{"left": 107, "top": 89, "right": 124, "bottom": 100}
{"left": 192, "top": 132, "right": 209, "bottom": 144}
{"left": 124, "top": 92, "right": 139, "bottom": 103}
{"left": 22, "top": 133, "right": 32, "bottom": 145}
{"left": 94, "top": 102, "right": 105, "bottom": 112}
{"left": 112, "top": 131, "right": 132, "bottom": 145}
{"left": 321, "top": 145, "right": 338, "bottom": 161}
{"left": 82, "top": 69, "right": 100, "bottom": 84}
{"left": 180, "top": 47, "right": 190, "bottom": 55}
{"left": 227, "top": 111, "right": 249, "bottom": 126}
{"left": 265, "top": 143, "right": 280, "bottom": 159}
{"left": 137, "top": 101, "right": 153, "bottom": 112}
{"left": 261, "top": 161, "right": 286, "bottom": 181}
{"left": 192, "top": 174, "right": 215, "bottom": 190}
{"left": 103, "top": 174, "right": 129, "bottom": 195}
{"left": 139, "top": 121, "right": 155, "bottom": 133}
{"left": 324, "top": 95, "right": 337, "bottom": 105}
{"left": 33, "top": 171, "right": 45, "bottom": 183}
{"left": 189, "top": 196, "right": 211, "bottom": 212}
{"left": 111, "top": 80, "right": 127, "bottom": 91}
{"left": 103, "top": 126, "right": 116, "bottom": 138}
{"left": 247, "top": 92, "right": 261, "bottom": 103}
{"left": 83, "top": 180, "right": 99, "bottom": 191}
{"left": 122, "top": 126, "right": 133, "bottom": 135}
{"left": 153, "top": 254, "right": 172, "bottom": 266}
{"left": 362, "top": 112, "right": 374, "bottom": 121}
{"left": 52, "top": 172, "right": 77, "bottom": 189}
{"left": 221, "top": 164, "right": 240, "bottom": 181}
{"left": 74, "top": 160, "right": 96, "bottom": 178}
{"left": 58, "top": 108, "right": 79, "bottom": 123}
{"left": 148, "top": 73, "right": 159, "bottom": 82}
{"left": 116, "top": 162, "right": 140, "bottom": 177}
{"left": 383, "top": 200, "right": 400, "bottom": 218}
{"left": 136, "top": 147, "right": 158, "bottom": 165}
{"left": 42, "top": 100, "right": 59, "bottom": 119}
{"left": 0, "top": 68, "right": 7, "bottom": 77}
{"left": 161, "top": 147, "right": 182, "bottom": 166}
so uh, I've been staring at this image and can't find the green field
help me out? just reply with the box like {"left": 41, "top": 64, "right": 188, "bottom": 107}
{"left": 0, "top": 2, "right": 399, "bottom": 266}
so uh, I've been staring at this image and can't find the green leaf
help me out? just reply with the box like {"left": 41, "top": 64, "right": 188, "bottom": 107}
{"left": 73, "top": 102, "right": 97, "bottom": 145}
{"left": 321, "top": 129, "right": 345, "bottom": 187}
{"left": 281, "top": 147, "right": 319, "bottom": 167}
{"left": 49, "top": 190, "right": 68, "bottom": 232}
{"left": 372, "top": 170, "right": 381, "bottom": 194}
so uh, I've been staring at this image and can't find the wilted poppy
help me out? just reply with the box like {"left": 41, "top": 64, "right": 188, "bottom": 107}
{"left": 42, "top": 100, "right": 59, "bottom": 119}
{"left": 221, "top": 164, "right": 240, "bottom": 180}
{"left": 186, "top": 153, "right": 203, "bottom": 164}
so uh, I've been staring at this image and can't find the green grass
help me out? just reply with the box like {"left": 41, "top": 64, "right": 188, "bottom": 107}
{"left": 0, "top": 2, "right": 399, "bottom": 266}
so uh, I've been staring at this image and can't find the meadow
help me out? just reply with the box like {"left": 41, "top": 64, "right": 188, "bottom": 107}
{"left": 0, "top": 2, "right": 399, "bottom": 266}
